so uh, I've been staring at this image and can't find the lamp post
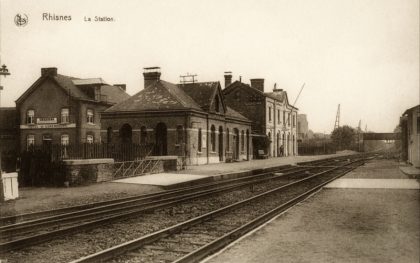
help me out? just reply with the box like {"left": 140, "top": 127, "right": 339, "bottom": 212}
{"left": 0, "top": 64, "right": 11, "bottom": 107}
{"left": 0, "top": 64, "right": 11, "bottom": 176}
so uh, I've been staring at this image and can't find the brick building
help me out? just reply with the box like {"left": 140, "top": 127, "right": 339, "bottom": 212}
{"left": 222, "top": 73, "right": 298, "bottom": 157}
{"left": 101, "top": 67, "right": 253, "bottom": 165}
{"left": 16, "top": 67, "right": 129, "bottom": 150}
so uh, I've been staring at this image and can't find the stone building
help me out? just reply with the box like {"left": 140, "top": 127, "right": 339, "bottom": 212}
{"left": 15, "top": 67, "right": 129, "bottom": 150}
{"left": 101, "top": 67, "right": 253, "bottom": 165}
{"left": 223, "top": 73, "right": 298, "bottom": 157}
{"left": 400, "top": 105, "right": 419, "bottom": 167}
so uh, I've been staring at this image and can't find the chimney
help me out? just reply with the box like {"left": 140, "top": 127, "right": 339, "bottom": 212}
{"left": 114, "top": 84, "right": 126, "bottom": 91}
{"left": 224, "top": 71, "right": 232, "bottom": 88}
{"left": 250, "top": 78, "right": 264, "bottom": 92}
{"left": 273, "top": 83, "right": 283, "bottom": 93}
{"left": 41, "top": 67, "right": 57, "bottom": 77}
{"left": 143, "top": 67, "right": 161, "bottom": 89}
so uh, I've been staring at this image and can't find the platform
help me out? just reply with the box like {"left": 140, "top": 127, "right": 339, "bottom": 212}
{"left": 112, "top": 151, "right": 357, "bottom": 188}
{"left": 113, "top": 173, "right": 213, "bottom": 188}
{"left": 204, "top": 159, "right": 420, "bottom": 263}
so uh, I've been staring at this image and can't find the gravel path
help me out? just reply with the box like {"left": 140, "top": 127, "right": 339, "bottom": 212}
{"left": 0, "top": 183, "right": 161, "bottom": 217}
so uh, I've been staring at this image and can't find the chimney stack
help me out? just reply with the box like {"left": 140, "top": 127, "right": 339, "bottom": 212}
{"left": 41, "top": 67, "right": 57, "bottom": 77}
{"left": 250, "top": 78, "right": 264, "bottom": 92}
{"left": 114, "top": 84, "right": 126, "bottom": 91}
{"left": 143, "top": 67, "right": 161, "bottom": 89}
{"left": 224, "top": 71, "right": 232, "bottom": 88}
{"left": 273, "top": 83, "right": 283, "bottom": 93}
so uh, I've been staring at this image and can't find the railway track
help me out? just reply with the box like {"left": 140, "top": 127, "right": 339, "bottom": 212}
{"left": 0, "top": 154, "right": 371, "bottom": 258}
{"left": 71, "top": 157, "right": 369, "bottom": 263}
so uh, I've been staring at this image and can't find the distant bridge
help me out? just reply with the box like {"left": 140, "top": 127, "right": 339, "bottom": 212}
{"left": 361, "top": 133, "right": 400, "bottom": 141}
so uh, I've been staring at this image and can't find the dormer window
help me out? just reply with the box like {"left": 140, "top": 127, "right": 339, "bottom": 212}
{"left": 27, "top": 110, "right": 35, "bottom": 124}
{"left": 61, "top": 108, "right": 69, "bottom": 123}
{"left": 87, "top": 109, "right": 94, "bottom": 124}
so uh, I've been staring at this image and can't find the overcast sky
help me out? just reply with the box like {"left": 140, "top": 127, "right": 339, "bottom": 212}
{"left": 0, "top": 0, "right": 418, "bottom": 133}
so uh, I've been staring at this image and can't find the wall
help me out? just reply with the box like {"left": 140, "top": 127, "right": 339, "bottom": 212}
{"left": 407, "top": 108, "right": 420, "bottom": 167}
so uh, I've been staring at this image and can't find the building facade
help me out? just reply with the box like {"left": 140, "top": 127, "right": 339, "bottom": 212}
{"left": 222, "top": 74, "right": 298, "bottom": 157}
{"left": 101, "top": 68, "right": 253, "bottom": 165}
{"left": 15, "top": 67, "right": 129, "bottom": 150}
{"left": 400, "top": 105, "right": 419, "bottom": 167}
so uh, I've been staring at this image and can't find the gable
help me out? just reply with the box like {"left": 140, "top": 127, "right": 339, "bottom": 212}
{"left": 209, "top": 83, "right": 227, "bottom": 114}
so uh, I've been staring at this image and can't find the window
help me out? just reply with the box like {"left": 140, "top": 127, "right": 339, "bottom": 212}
{"left": 61, "top": 134, "right": 69, "bottom": 145}
{"left": 293, "top": 114, "right": 296, "bottom": 127}
{"left": 86, "top": 109, "right": 94, "bottom": 124}
{"left": 268, "top": 107, "right": 272, "bottom": 122}
{"left": 27, "top": 110, "right": 35, "bottom": 124}
{"left": 86, "top": 134, "right": 94, "bottom": 144}
{"left": 211, "top": 125, "right": 216, "bottom": 152}
{"left": 61, "top": 108, "right": 69, "bottom": 123}
{"left": 277, "top": 109, "right": 280, "bottom": 123}
{"left": 198, "top": 128, "right": 202, "bottom": 152}
{"left": 226, "top": 128, "right": 230, "bottom": 151}
{"left": 283, "top": 111, "right": 286, "bottom": 125}
{"left": 288, "top": 113, "right": 291, "bottom": 125}
{"left": 140, "top": 126, "right": 147, "bottom": 144}
{"left": 176, "top": 125, "right": 184, "bottom": 144}
{"left": 215, "top": 95, "right": 220, "bottom": 112}
{"left": 107, "top": 127, "right": 113, "bottom": 143}
{"left": 241, "top": 130, "right": 245, "bottom": 151}
{"left": 27, "top": 135, "right": 35, "bottom": 149}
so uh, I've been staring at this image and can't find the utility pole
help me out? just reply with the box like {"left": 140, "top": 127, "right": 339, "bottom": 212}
{"left": 334, "top": 104, "right": 340, "bottom": 130}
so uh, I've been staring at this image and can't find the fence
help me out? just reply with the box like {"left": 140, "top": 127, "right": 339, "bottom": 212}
{"left": 298, "top": 143, "right": 336, "bottom": 155}
{"left": 25, "top": 143, "right": 154, "bottom": 162}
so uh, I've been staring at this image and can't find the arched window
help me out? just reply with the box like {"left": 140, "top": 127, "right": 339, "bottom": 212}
{"left": 198, "top": 128, "right": 202, "bottom": 152}
{"left": 176, "top": 125, "right": 184, "bottom": 144}
{"left": 241, "top": 130, "right": 245, "bottom": 151}
{"left": 211, "top": 125, "right": 216, "bottom": 152}
{"left": 226, "top": 128, "right": 230, "bottom": 151}
{"left": 27, "top": 134, "right": 35, "bottom": 150}
{"left": 61, "top": 108, "right": 69, "bottom": 123}
{"left": 140, "top": 126, "right": 147, "bottom": 144}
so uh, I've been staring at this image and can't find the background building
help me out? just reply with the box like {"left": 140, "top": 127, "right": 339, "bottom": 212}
{"left": 297, "top": 114, "right": 309, "bottom": 141}
{"left": 101, "top": 67, "right": 253, "bottom": 165}
{"left": 400, "top": 105, "right": 419, "bottom": 167}
{"left": 16, "top": 67, "right": 129, "bottom": 150}
{"left": 223, "top": 74, "right": 298, "bottom": 157}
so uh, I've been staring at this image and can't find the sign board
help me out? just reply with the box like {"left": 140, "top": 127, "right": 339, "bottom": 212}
{"left": 37, "top": 117, "right": 57, "bottom": 124}
{"left": 20, "top": 123, "right": 76, "bottom": 129}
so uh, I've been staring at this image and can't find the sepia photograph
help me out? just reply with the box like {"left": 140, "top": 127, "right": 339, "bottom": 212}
{"left": 0, "top": 0, "right": 419, "bottom": 262}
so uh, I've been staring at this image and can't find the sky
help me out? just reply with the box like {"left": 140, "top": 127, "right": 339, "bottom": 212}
{"left": 0, "top": 0, "right": 418, "bottom": 133}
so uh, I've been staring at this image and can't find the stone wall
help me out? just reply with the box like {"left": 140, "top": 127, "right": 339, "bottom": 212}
{"left": 63, "top": 159, "right": 114, "bottom": 185}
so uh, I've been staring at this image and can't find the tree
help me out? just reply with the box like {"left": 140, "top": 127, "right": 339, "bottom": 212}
{"left": 331, "top": 125, "right": 356, "bottom": 150}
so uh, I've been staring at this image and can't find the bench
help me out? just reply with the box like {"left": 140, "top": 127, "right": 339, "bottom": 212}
{"left": 257, "top": 150, "right": 268, "bottom": 159}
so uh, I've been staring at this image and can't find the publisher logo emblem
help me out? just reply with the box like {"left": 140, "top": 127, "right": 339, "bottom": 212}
{"left": 14, "top": 14, "right": 28, "bottom": 27}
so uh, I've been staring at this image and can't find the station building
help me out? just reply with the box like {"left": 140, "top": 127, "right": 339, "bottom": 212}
{"left": 15, "top": 67, "right": 129, "bottom": 150}
{"left": 222, "top": 73, "right": 298, "bottom": 157}
{"left": 400, "top": 104, "right": 420, "bottom": 167}
{"left": 100, "top": 68, "right": 253, "bottom": 165}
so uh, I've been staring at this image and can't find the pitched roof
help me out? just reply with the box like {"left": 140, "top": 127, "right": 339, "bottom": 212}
{"left": 100, "top": 85, "right": 130, "bottom": 104}
{"left": 105, "top": 80, "right": 202, "bottom": 112}
{"left": 16, "top": 73, "right": 129, "bottom": 105}
{"left": 72, "top": 78, "right": 107, "bottom": 86}
{"left": 178, "top": 82, "right": 219, "bottom": 111}
{"left": 225, "top": 106, "right": 249, "bottom": 121}
{"left": 224, "top": 81, "right": 298, "bottom": 110}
